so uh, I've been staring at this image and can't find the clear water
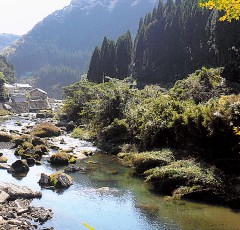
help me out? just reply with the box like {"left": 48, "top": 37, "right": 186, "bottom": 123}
{"left": 1, "top": 115, "right": 240, "bottom": 230}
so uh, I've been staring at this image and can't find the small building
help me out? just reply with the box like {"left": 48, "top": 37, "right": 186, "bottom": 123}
{"left": 11, "top": 93, "right": 27, "bottom": 103}
{"left": 29, "top": 88, "right": 48, "bottom": 100}
{"left": 14, "top": 83, "right": 33, "bottom": 93}
{"left": 4, "top": 83, "right": 15, "bottom": 96}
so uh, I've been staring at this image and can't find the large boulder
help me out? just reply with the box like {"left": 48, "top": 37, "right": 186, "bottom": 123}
{"left": 49, "top": 151, "right": 76, "bottom": 165}
{"left": 0, "top": 132, "right": 12, "bottom": 142}
{"left": 32, "top": 122, "right": 61, "bottom": 138}
{"left": 0, "top": 182, "right": 41, "bottom": 199}
{"left": 8, "top": 160, "right": 29, "bottom": 174}
{"left": 38, "top": 173, "right": 50, "bottom": 186}
{"left": 50, "top": 172, "right": 73, "bottom": 188}
{"left": 39, "top": 172, "right": 73, "bottom": 189}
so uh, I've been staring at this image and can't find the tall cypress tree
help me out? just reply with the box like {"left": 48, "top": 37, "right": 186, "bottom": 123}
{"left": 116, "top": 31, "right": 133, "bottom": 79}
{"left": 101, "top": 37, "right": 116, "bottom": 80}
{"left": 87, "top": 46, "right": 102, "bottom": 83}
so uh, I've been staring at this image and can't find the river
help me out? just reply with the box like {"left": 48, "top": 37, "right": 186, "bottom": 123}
{"left": 1, "top": 114, "right": 240, "bottom": 230}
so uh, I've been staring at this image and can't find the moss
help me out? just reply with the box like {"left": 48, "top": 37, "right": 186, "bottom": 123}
{"left": 69, "top": 157, "right": 77, "bottom": 164}
{"left": 14, "top": 146, "right": 25, "bottom": 156}
{"left": 22, "top": 141, "right": 33, "bottom": 150}
{"left": 49, "top": 172, "right": 61, "bottom": 187}
{"left": 32, "top": 122, "right": 61, "bottom": 138}
{"left": 49, "top": 172, "right": 73, "bottom": 188}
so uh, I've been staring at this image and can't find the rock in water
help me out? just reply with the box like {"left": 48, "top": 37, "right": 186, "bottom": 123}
{"left": 38, "top": 173, "right": 50, "bottom": 185}
{"left": 57, "top": 173, "right": 73, "bottom": 188}
{"left": 0, "top": 182, "right": 42, "bottom": 199}
{"left": 8, "top": 160, "right": 29, "bottom": 174}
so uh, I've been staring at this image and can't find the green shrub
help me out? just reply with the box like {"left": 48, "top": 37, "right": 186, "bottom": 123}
{"left": 145, "top": 160, "right": 222, "bottom": 196}
{"left": 132, "top": 149, "right": 175, "bottom": 175}
{"left": 71, "top": 127, "right": 94, "bottom": 140}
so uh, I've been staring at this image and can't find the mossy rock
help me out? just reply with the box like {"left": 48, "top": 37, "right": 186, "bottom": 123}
{"left": 49, "top": 152, "right": 74, "bottom": 165}
{"left": 14, "top": 146, "right": 25, "bottom": 156}
{"left": 12, "top": 135, "right": 31, "bottom": 147}
{"left": 49, "top": 172, "right": 73, "bottom": 188}
{"left": 34, "top": 144, "right": 48, "bottom": 156}
{"left": 32, "top": 122, "right": 61, "bottom": 138}
{"left": 22, "top": 141, "right": 34, "bottom": 150}
{"left": 0, "top": 156, "right": 8, "bottom": 163}
{"left": 69, "top": 157, "right": 77, "bottom": 164}
{"left": 0, "top": 132, "right": 12, "bottom": 142}
{"left": 32, "top": 137, "right": 45, "bottom": 146}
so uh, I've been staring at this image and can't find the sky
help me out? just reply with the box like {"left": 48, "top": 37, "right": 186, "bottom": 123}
{"left": 0, "top": 0, "right": 71, "bottom": 35}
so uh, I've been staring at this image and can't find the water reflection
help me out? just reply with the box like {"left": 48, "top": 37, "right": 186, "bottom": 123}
{"left": 1, "top": 115, "right": 240, "bottom": 230}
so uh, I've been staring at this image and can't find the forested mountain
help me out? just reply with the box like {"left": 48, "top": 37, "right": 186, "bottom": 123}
{"left": 88, "top": 0, "right": 240, "bottom": 85}
{"left": 0, "top": 34, "right": 20, "bottom": 52}
{"left": 4, "top": 0, "right": 159, "bottom": 96}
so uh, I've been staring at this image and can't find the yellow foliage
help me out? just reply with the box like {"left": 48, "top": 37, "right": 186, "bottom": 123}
{"left": 82, "top": 222, "right": 95, "bottom": 230}
{"left": 233, "top": 127, "right": 240, "bottom": 136}
{"left": 199, "top": 0, "right": 240, "bottom": 21}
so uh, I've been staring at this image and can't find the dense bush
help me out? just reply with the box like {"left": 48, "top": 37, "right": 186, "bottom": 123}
{"left": 63, "top": 68, "right": 240, "bottom": 160}
{"left": 144, "top": 160, "right": 223, "bottom": 199}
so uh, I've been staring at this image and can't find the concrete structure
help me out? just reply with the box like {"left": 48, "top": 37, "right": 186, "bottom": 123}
{"left": 4, "top": 84, "right": 15, "bottom": 96}
{"left": 29, "top": 88, "right": 48, "bottom": 100}
{"left": 14, "top": 83, "right": 33, "bottom": 93}
{"left": 11, "top": 93, "right": 27, "bottom": 103}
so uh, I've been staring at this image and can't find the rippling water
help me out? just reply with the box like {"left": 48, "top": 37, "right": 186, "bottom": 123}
{"left": 1, "top": 115, "right": 240, "bottom": 230}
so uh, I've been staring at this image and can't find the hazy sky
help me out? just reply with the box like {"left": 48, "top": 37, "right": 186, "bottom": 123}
{"left": 0, "top": 0, "right": 71, "bottom": 35}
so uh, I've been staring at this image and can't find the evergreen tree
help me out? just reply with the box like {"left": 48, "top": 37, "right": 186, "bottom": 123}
{"left": 88, "top": 47, "right": 102, "bottom": 83}
{"left": 100, "top": 37, "right": 116, "bottom": 80}
{"left": 116, "top": 31, "right": 133, "bottom": 79}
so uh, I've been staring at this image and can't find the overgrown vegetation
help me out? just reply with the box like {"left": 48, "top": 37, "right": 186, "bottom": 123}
{"left": 63, "top": 67, "right": 240, "bottom": 203}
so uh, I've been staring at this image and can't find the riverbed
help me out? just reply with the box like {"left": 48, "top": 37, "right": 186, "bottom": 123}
{"left": 1, "top": 114, "right": 240, "bottom": 230}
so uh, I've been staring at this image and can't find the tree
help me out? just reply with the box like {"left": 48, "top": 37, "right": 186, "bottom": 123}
{"left": 87, "top": 47, "right": 102, "bottom": 83}
{"left": 0, "top": 72, "right": 6, "bottom": 101}
{"left": 116, "top": 31, "right": 133, "bottom": 79}
{"left": 199, "top": 0, "right": 240, "bottom": 21}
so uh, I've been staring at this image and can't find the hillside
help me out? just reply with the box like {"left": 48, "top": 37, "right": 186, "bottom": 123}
{"left": 4, "top": 0, "right": 159, "bottom": 96}
{"left": 0, "top": 34, "right": 20, "bottom": 52}
{"left": 88, "top": 0, "right": 240, "bottom": 86}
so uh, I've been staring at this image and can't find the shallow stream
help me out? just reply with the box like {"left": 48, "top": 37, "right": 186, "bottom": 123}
{"left": 1, "top": 115, "right": 240, "bottom": 230}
